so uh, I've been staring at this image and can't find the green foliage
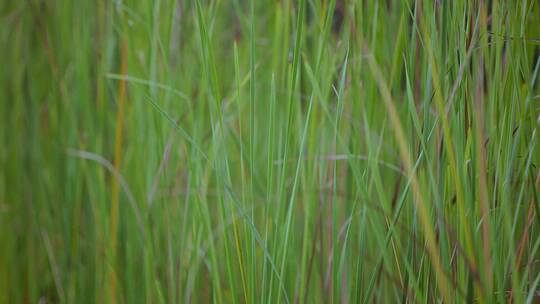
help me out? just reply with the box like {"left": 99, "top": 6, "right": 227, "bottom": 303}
{"left": 1, "top": 0, "right": 539, "bottom": 302}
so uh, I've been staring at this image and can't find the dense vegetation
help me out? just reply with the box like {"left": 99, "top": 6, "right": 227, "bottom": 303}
{"left": 1, "top": 0, "right": 540, "bottom": 302}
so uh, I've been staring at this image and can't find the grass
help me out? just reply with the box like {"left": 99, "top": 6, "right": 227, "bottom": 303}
{"left": 1, "top": 0, "right": 540, "bottom": 303}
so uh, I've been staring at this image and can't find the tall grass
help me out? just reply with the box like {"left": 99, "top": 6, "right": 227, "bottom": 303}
{"left": 1, "top": 0, "right": 540, "bottom": 303}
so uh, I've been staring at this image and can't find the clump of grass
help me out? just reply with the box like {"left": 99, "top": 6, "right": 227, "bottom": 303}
{"left": 1, "top": 0, "right": 539, "bottom": 303}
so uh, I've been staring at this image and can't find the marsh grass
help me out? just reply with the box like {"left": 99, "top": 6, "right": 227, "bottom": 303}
{"left": 1, "top": 0, "right": 540, "bottom": 303}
